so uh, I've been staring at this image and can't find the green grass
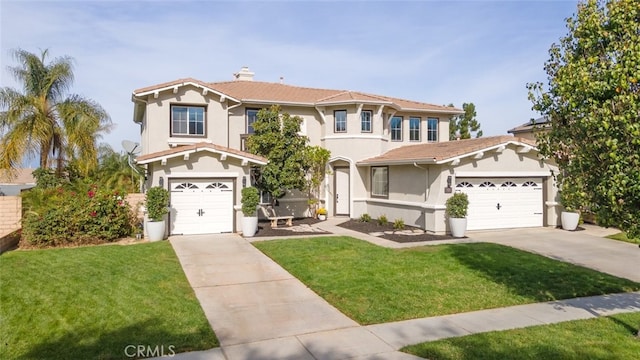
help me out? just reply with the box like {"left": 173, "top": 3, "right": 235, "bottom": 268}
{"left": 254, "top": 237, "right": 639, "bottom": 325}
{"left": 0, "top": 242, "right": 217, "bottom": 359}
{"left": 402, "top": 312, "right": 640, "bottom": 360}
{"left": 606, "top": 232, "right": 640, "bottom": 244}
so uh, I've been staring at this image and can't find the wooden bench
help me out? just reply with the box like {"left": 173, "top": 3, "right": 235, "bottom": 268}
{"left": 259, "top": 206, "right": 293, "bottom": 228}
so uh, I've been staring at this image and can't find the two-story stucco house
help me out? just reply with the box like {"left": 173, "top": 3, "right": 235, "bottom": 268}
{"left": 132, "top": 67, "right": 560, "bottom": 236}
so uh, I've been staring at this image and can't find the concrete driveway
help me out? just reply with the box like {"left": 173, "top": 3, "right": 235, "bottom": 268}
{"left": 467, "top": 225, "right": 640, "bottom": 282}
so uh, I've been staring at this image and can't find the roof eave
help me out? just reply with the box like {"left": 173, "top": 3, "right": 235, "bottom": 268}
{"left": 133, "top": 81, "right": 241, "bottom": 104}
{"left": 357, "top": 158, "right": 437, "bottom": 166}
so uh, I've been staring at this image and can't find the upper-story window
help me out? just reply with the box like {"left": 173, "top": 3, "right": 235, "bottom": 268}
{"left": 172, "top": 105, "right": 205, "bottom": 136}
{"left": 390, "top": 116, "right": 403, "bottom": 141}
{"left": 246, "top": 109, "right": 260, "bottom": 134}
{"left": 361, "top": 110, "right": 372, "bottom": 133}
{"left": 409, "top": 117, "right": 421, "bottom": 141}
{"left": 334, "top": 110, "right": 347, "bottom": 132}
{"left": 427, "top": 117, "right": 439, "bottom": 142}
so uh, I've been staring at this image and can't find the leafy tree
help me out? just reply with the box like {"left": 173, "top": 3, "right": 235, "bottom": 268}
{"left": 304, "top": 146, "right": 331, "bottom": 216}
{"left": 246, "top": 105, "right": 309, "bottom": 201}
{"left": 449, "top": 102, "right": 483, "bottom": 140}
{"left": 0, "top": 49, "right": 112, "bottom": 177}
{"left": 527, "top": 0, "right": 640, "bottom": 238}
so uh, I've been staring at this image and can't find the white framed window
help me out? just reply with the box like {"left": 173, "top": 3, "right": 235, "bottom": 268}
{"left": 334, "top": 110, "right": 347, "bottom": 132}
{"left": 371, "top": 166, "right": 389, "bottom": 197}
{"left": 391, "top": 116, "right": 402, "bottom": 141}
{"left": 361, "top": 110, "right": 372, "bottom": 132}
{"left": 246, "top": 108, "right": 260, "bottom": 134}
{"left": 171, "top": 105, "right": 205, "bottom": 136}
{"left": 409, "top": 117, "right": 421, "bottom": 141}
{"left": 427, "top": 117, "right": 438, "bottom": 142}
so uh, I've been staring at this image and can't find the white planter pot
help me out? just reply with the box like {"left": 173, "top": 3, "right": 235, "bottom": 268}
{"left": 561, "top": 211, "right": 580, "bottom": 231}
{"left": 146, "top": 220, "right": 166, "bottom": 242}
{"left": 318, "top": 214, "right": 326, "bottom": 221}
{"left": 242, "top": 216, "right": 258, "bottom": 237}
{"left": 449, "top": 217, "right": 467, "bottom": 238}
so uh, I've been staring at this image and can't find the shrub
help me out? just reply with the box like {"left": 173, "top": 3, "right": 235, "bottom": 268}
{"left": 445, "top": 193, "right": 469, "bottom": 218}
{"left": 377, "top": 214, "right": 388, "bottom": 226}
{"left": 146, "top": 186, "right": 169, "bottom": 221}
{"left": 393, "top": 219, "right": 405, "bottom": 230}
{"left": 22, "top": 186, "right": 135, "bottom": 247}
{"left": 241, "top": 187, "right": 260, "bottom": 216}
{"left": 360, "top": 213, "right": 372, "bottom": 222}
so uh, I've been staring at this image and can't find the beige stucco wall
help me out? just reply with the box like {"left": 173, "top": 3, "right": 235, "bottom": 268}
{"left": 141, "top": 86, "right": 229, "bottom": 154}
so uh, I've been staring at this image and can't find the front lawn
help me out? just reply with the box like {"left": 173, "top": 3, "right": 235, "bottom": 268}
{"left": 0, "top": 242, "right": 217, "bottom": 359}
{"left": 402, "top": 312, "right": 640, "bottom": 360}
{"left": 607, "top": 232, "right": 640, "bottom": 244}
{"left": 254, "top": 237, "right": 639, "bottom": 325}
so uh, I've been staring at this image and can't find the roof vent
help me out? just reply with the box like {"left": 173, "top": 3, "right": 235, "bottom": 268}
{"left": 233, "top": 66, "right": 254, "bottom": 81}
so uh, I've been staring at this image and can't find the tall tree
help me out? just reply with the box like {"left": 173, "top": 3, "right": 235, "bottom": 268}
{"left": 527, "top": 0, "right": 640, "bottom": 237}
{"left": 0, "top": 49, "right": 111, "bottom": 176}
{"left": 92, "top": 144, "right": 143, "bottom": 193}
{"left": 246, "top": 105, "right": 309, "bottom": 201}
{"left": 449, "top": 102, "right": 483, "bottom": 140}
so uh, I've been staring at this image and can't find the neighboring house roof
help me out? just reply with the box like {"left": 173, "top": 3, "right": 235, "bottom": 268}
{"left": 0, "top": 168, "right": 36, "bottom": 185}
{"left": 136, "top": 142, "right": 268, "bottom": 165}
{"left": 357, "top": 136, "right": 538, "bottom": 166}
{"left": 133, "top": 78, "right": 463, "bottom": 114}
{"left": 508, "top": 116, "right": 549, "bottom": 134}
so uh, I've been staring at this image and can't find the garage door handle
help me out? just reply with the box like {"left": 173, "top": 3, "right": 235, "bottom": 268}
{"left": 197, "top": 209, "right": 205, "bottom": 216}
{"left": 496, "top": 203, "right": 502, "bottom": 210}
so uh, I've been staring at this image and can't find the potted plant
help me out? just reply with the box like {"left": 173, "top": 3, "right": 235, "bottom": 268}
{"left": 241, "top": 186, "right": 260, "bottom": 237}
{"left": 145, "top": 186, "right": 169, "bottom": 241}
{"left": 446, "top": 192, "right": 469, "bottom": 238}
{"left": 559, "top": 183, "right": 584, "bottom": 231}
{"left": 317, "top": 207, "right": 327, "bottom": 221}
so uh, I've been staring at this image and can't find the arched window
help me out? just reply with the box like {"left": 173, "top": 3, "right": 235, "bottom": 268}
{"left": 175, "top": 183, "right": 198, "bottom": 189}
{"left": 456, "top": 181, "right": 473, "bottom": 188}
{"left": 522, "top": 181, "right": 538, "bottom": 187}
{"left": 501, "top": 181, "right": 517, "bottom": 187}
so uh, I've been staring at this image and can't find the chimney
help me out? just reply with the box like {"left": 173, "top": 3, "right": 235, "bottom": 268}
{"left": 280, "top": 76, "right": 284, "bottom": 84}
{"left": 233, "top": 66, "right": 254, "bottom": 81}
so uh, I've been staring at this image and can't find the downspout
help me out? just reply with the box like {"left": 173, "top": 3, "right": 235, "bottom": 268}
{"left": 132, "top": 96, "right": 148, "bottom": 192}
{"left": 226, "top": 102, "right": 243, "bottom": 148}
{"left": 414, "top": 162, "right": 429, "bottom": 231}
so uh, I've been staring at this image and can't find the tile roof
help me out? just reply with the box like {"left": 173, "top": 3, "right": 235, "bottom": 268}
{"left": 0, "top": 168, "right": 36, "bottom": 184}
{"left": 133, "top": 78, "right": 463, "bottom": 114}
{"left": 136, "top": 142, "right": 267, "bottom": 165}
{"left": 357, "top": 136, "right": 537, "bottom": 165}
{"left": 508, "top": 116, "right": 550, "bottom": 134}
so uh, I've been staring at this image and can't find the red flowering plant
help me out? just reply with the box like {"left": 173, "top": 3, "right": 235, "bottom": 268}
{"left": 22, "top": 183, "right": 136, "bottom": 247}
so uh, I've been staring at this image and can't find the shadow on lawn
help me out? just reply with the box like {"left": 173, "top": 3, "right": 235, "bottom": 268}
{"left": 446, "top": 243, "right": 639, "bottom": 301}
{"left": 13, "top": 319, "right": 216, "bottom": 360}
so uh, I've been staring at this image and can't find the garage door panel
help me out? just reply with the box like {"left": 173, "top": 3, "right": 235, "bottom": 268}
{"left": 169, "top": 179, "right": 234, "bottom": 235}
{"left": 456, "top": 177, "right": 543, "bottom": 230}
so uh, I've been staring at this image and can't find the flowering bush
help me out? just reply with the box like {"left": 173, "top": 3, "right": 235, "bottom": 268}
{"left": 22, "top": 185, "right": 136, "bottom": 247}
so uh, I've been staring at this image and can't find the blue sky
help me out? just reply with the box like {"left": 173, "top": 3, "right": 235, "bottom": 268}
{"left": 1, "top": 0, "right": 578, "bottom": 154}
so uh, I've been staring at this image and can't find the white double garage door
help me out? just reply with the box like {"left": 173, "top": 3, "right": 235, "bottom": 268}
{"left": 169, "top": 179, "right": 234, "bottom": 235}
{"left": 455, "top": 177, "right": 543, "bottom": 230}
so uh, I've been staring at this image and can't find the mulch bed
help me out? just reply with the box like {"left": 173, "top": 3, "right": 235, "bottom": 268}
{"left": 253, "top": 217, "right": 330, "bottom": 237}
{"left": 338, "top": 219, "right": 456, "bottom": 243}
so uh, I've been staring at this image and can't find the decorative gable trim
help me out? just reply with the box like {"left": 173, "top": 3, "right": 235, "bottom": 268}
{"left": 136, "top": 142, "right": 267, "bottom": 166}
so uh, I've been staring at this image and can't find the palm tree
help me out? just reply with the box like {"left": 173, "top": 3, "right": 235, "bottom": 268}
{"left": 0, "top": 48, "right": 112, "bottom": 177}
{"left": 93, "top": 144, "right": 142, "bottom": 193}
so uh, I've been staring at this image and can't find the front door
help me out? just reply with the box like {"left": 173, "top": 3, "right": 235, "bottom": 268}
{"left": 335, "top": 167, "right": 350, "bottom": 215}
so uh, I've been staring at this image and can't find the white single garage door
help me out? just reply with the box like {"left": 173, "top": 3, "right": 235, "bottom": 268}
{"left": 455, "top": 177, "right": 543, "bottom": 230}
{"left": 169, "top": 179, "right": 234, "bottom": 235}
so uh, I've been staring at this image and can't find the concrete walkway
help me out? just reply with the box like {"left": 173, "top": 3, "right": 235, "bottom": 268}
{"left": 161, "top": 221, "right": 640, "bottom": 360}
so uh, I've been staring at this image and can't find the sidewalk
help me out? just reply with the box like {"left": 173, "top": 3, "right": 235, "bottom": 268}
{"left": 161, "top": 222, "right": 640, "bottom": 360}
